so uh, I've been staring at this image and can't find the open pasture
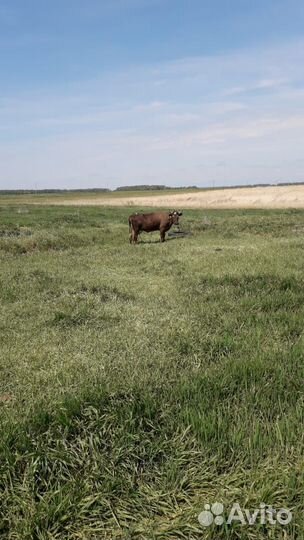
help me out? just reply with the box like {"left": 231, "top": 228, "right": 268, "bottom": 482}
{"left": 0, "top": 204, "right": 303, "bottom": 539}
{"left": 1, "top": 185, "right": 303, "bottom": 209}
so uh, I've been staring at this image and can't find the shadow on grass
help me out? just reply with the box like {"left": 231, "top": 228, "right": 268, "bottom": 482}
{"left": 133, "top": 235, "right": 185, "bottom": 244}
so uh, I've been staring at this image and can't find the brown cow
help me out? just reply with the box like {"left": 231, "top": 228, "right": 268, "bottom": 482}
{"left": 129, "top": 210, "right": 182, "bottom": 244}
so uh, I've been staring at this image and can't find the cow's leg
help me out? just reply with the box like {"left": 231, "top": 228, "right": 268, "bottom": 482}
{"left": 131, "top": 227, "right": 139, "bottom": 244}
{"left": 130, "top": 227, "right": 135, "bottom": 244}
{"left": 160, "top": 229, "right": 166, "bottom": 242}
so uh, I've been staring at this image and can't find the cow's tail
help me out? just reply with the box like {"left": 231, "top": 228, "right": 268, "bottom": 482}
{"left": 128, "top": 216, "right": 132, "bottom": 233}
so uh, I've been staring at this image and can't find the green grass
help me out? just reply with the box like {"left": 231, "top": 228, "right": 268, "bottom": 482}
{"left": 0, "top": 205, "right": 303, "bottom": 539}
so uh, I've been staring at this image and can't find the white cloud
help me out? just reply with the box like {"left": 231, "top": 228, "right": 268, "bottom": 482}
{"left": 224, "top": 78, "right": 288, "bottom": 96}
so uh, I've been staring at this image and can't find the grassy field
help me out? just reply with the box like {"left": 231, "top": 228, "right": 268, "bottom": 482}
{"left": 1, "top": 185, "right": 304, "bottom": 209}
{"left": 0, "top": 189, "right": 197, "bottom": 206}
{"left": 0, "top": 204, "right": 303, "bottom": 539}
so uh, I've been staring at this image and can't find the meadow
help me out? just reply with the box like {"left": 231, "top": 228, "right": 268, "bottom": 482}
{"left": 0, "top": 203, "right": 303, "bottom": 539}
{"left": 0, "top": 188, "right": 197, "bottom": 206}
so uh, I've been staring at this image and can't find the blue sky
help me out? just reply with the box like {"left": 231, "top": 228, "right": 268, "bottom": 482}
{"left": 1, "top": 0, "right": 304, "bottom": 189}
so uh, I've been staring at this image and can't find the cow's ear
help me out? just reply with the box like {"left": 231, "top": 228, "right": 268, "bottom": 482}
{"left": 169, "top": 212, "right": 173, "bottom": 217}
{"left": 178, "top": 211, "right": 183, "bottom": 216}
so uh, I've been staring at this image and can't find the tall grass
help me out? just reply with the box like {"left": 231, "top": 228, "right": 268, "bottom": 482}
{"left": 0, "top": 205, "right": 303, "bottom": 539}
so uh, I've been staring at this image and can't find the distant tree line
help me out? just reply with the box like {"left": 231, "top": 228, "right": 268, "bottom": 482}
{"left": 0, "top": 188, "right": 110, "bottom": 195}
{"left": 115, "top": 185, "right": 199, "bottom": 191}
{"left": 0, "top": 182, "right": 303, "bottom": 195}
{"left": 0, "top": 185, "right": 199, "bottom": 194}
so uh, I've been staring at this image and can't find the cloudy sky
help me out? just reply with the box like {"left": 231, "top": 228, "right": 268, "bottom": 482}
{"left": 1, "top": 0, "right": 304, "bottom": 189}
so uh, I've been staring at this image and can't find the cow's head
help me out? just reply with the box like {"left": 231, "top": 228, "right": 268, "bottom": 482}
{"left": 169, "top": 210, "right": 183, "bottom": 225}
